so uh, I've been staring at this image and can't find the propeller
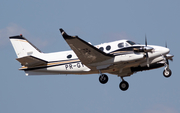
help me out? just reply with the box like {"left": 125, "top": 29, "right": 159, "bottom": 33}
{"left": 133, "top": 35, "right": 153, "bottom": 67}
{"left": 143, "top": 35, "right": 154, "bottom": 67}
{"left": 145, "top": 35, "right": 147, "bottom": 46}
{"left": 133, "top": 35, "right": 153, "bottom": 53}
{"left": 165, "top": 41, "right": 167, "bottom": 48}
{"left": 164, "top": 42, "right": 174, "bottom": 64}
{"left": 165, "top": 42, "right": 169, "bottom": 65}
{"left": 145, "top": 35, "right": 150, "bottom": 67}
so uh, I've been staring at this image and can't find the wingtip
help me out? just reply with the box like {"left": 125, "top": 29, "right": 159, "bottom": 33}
{"left": 59, "top": 28, "right": 67, "bottom": 36}
{"left": 59, "top": 28, "right": 77, "bottom": 39}
{"left": 59, "top": 28, "right": 64, "bottom": 33}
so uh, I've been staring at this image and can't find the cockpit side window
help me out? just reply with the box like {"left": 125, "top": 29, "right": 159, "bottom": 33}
{"left": 127, "top": 41, "right": 136, "bottom": 45}
{"left": 118, "top": 43, "right": 124, "bottom": 48}
{"left": 125, "top": 42, "right": 129, "bottom": 47}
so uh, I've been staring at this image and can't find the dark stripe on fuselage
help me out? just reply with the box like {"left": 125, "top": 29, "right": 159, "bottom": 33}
{"left": 47, "top": 58, "right": 79, "bottom": 63}
{"left": 20, "top": 59, "right": 81, "bottom": 71}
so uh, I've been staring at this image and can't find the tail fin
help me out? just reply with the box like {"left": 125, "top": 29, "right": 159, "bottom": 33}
{"left": 9, "top": 35, "right": 42, "bottom": 58}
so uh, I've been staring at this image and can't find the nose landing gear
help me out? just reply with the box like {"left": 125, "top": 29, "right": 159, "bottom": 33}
{"left": 163, "top": 68, "right": 172, "bottom": 78}
{"left": 163, "top": 56, "right": 172, "bottom": 78}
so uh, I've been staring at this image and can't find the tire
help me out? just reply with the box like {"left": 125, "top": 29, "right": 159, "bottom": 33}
{"left": 163, "top": 69, "right": 172, "bottom": 78}
{"left": 119, "top": 81, "right": 129, "bottom": 91}
{"left": 99, "top": 74, "right": 108, "bottom": 84}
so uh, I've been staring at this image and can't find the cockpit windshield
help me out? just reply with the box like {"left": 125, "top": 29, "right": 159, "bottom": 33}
{"left": 126, "top": 41, "right": 136, "bottom": 45}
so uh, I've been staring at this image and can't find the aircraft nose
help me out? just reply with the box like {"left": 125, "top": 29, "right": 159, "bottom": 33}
{"left": 153, "top": 45, "right": 170, "bottom": 55}
{"left": 162, "top": 47, "right": 170, "bottom": 54}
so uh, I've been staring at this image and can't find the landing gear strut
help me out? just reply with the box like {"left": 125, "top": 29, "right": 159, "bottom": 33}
{"left": 119, "top": 77, "right": 129, "bottom": 91}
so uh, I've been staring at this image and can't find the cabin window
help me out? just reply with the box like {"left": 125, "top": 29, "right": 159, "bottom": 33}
{"left": 99, "top": 47, "right": 104, "bottom": 51}
{"left": 118, "top": 43, "right": 124, "bottom": 48}
{"left": 106, "top": 45, "right": 111, "bottom": 51}
{"left": 67, "top": 54, "right": 72, "bottom": 59}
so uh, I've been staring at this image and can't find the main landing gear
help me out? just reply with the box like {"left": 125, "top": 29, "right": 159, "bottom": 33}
{"left": 98, "top": 70, "right": 129, "bottom": 91}
{"left": 99, "top": 74, "right": 108, "bottom": 84}
{"left": 119, "top": 77, "right": 129, "bottom": 91}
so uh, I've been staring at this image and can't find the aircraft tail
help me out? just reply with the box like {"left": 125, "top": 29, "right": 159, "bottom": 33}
{"left": 9, "top": 35, "right": 42, "bottom": 58}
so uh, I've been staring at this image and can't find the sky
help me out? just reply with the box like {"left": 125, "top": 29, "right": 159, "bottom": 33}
{"left": 0, "top": 0, "right": 180, "bottom": 113}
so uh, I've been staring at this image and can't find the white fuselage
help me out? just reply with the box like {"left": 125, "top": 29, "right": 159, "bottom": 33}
{"left": 24, "top": 40, "right": 169, "bottom": 76}
{"left": 9, "top": 30, "right": 174, "bottom": 91}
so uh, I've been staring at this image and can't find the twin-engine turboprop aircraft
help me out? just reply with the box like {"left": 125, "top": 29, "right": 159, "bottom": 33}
{"left": 9, "top": 28, "right": 174, "bottom": 91}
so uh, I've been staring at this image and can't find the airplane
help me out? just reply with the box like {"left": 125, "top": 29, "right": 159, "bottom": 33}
{"left": 9, "top": 28, "right": 174, "bottom": 91}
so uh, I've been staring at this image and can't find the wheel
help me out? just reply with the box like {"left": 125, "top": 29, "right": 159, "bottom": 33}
{"left": 163, "top": 69, "right": 172, "bottom": 78}
{"left": 99, "top": 74, "right": 108, "bottom": 84}
{"left": 119, "top": 81, "right": 129, "bottom": 91}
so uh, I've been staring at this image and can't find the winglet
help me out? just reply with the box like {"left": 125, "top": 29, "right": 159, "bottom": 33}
{"left": 59, "top": 28, "right": 75, "bottom": 39}
{"left": 59, "top": 28, "right": 66, "bottom": 35}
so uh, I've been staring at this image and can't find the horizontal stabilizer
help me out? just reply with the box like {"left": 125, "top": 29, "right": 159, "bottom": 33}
{"left": 16, "top": 56, "right": 47, "bottom": 68}
{"left": 60, "top": 28, "right": 114, "bottom": 66}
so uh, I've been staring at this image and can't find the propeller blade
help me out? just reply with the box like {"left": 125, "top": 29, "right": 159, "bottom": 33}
{"left": 145, "top": 35, "right": 147, "bottom": 46}
{"left": 146, "top": 52, "right": 150, "bottom": 67}
{"left": 164, "top": 42, "right": 173, "bottom": 63}
{"left": 145, "top": 35, "right": 150, "bottom": 67}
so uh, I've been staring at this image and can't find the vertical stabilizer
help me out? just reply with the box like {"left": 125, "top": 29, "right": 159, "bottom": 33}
{"left": 9, "top": 35, "right": 42, "bottom": 58}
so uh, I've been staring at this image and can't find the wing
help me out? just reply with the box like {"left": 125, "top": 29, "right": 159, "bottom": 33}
{"left": 60, "top": 29, "right": 114, "bottom": 67}
{"left": 16, "top": 56, "right": 47, "bottom": 68}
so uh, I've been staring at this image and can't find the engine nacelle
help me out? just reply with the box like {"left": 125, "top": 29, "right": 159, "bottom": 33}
{"left": 131, "top": 63, "right": 164, "bottom": 72}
